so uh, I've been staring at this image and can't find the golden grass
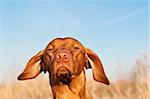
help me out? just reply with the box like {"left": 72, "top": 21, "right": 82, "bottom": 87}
{"left": 0, "top": 78, "right": 53, "bottom": 99}
{"left": 0, "top": 55, "right": 149, "bottom": 99}
{"left": 88, "top": 54, "right": 149, "bottom": 99}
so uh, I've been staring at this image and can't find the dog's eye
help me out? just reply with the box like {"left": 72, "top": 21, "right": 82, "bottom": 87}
{"left": 47, "top": 46, "right": 53, "bottom": 51}
{"left": 74, "top": 44, "right": 80, "bottom": 49}
{"left": 74, "top": 46, "right": 79, "bottom": 49}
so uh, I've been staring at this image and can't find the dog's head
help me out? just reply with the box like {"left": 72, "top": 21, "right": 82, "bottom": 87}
{"left": 18, "top": 37, "right": 109, "bottom": 85}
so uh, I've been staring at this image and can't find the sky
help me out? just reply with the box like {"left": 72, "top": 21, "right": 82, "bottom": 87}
{"left": 0, "top": 0, "right": 149, "bottom": 83}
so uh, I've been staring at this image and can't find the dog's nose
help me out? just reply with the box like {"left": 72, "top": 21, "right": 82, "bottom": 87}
{"left": 56, "top": 52, "right": 69, "bottom": 63}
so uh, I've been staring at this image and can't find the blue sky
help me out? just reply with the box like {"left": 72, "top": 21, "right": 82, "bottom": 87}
{"left": 0, "top": 1, "right": 148, "bottom": 82}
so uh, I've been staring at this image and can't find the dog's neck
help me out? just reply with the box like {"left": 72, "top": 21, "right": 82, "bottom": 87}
{"left": 50, "top": 71, "right": 88, "bottom": 99}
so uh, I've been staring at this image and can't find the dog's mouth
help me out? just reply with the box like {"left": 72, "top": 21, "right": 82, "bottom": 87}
{"left": 56, "top": 67, "right": 72, "bottom": 85}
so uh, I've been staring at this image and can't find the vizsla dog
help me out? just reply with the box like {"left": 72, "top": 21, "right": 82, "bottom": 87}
{"left": 18, "top": 37, "right": 109, "bottom": 99}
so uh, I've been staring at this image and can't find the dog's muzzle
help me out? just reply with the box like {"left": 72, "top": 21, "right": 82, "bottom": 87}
{"left": 56, "top": 67, "right": 71, "bottom": 85}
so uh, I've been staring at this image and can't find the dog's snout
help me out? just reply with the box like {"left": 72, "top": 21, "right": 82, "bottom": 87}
{"left": 56, "top": 52, "right": 69, "bottom": 63}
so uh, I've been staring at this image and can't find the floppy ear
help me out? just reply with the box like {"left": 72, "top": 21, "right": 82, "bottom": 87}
{"left": 18, "top": 50, "right": 44, "bottom": 80}
{"left": 85, "top": 48, "right": 109, "bottom": 85}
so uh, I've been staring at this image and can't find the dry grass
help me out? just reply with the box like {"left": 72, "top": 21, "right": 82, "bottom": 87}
{"left": 0, "top": 55, "right": 149, "bottom": 99}
{"left": 87, "top": 55, "right": 149, "bottom": 99}
{"left": 0, "top": 78, "right": 53, "bottom": 99}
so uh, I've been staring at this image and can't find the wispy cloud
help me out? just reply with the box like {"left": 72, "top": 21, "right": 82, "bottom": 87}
{"left": 75, "top": 9, "right": 147, "bottom": 33}
{"left": 102, "top": 9, "right": 146, "bottom": 26}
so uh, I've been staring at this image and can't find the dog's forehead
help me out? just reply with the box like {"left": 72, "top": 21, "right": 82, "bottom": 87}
{"left": 52, "top": 37, "right": 78, "bottom": 43}
{"left": 47, "top": 37, "right": 83, "bottom": 47}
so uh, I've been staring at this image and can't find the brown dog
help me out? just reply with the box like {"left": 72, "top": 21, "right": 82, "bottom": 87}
{"left": 18, "top": 37, "right": 109, "bottom": 99}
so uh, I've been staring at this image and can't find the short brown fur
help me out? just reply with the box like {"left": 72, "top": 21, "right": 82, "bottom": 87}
{"left": 18, "top": 37, "right": 109, "bottom": 99}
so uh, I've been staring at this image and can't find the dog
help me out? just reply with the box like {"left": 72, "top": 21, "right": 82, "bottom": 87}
{"left": 18, "top": 37, "right": 109, "bottom": 99}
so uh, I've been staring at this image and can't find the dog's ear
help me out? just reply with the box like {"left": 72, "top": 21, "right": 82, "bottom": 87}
{"left": 85, "top": 48, "right": 109, "bottom": 85}
{"left": 18, "top": 50, "right": 45, "bottom": 80}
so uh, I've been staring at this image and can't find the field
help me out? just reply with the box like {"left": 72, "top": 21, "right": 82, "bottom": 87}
{"left": 0, "top": 55, "right": 149, "bottom": 99}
